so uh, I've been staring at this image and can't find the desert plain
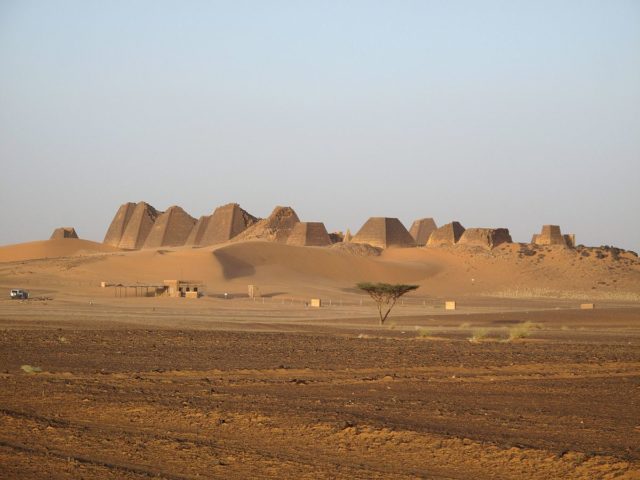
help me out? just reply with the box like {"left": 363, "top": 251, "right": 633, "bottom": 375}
{"left": 0, "top": 222, "right": 639, "bottom": 479}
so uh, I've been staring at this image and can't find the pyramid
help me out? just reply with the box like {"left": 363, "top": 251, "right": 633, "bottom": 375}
{"left": 50, "top": 227, "right": 78, "bottom": 240}
{"left": 351, "top": 217, "right": 416, "bottom": 249}
{"left": 142, "top": 206, "right": 196, "bottom": 249}
{"left": 458, "top": 228, "right": 512, "bottom": 249}
{"left": 409, "top": 218, "right": 437, "bottom": 246}
{"left": 286, "top": 222, "right": 331, "bottom": 247}
{"left": 427, "top": 221, "right": 465, "bottom": 246}
{"left": 117, "top": 202, "right": 161, "bottom": 250}
{"left": 234, "top": 206, "right": 300, "bottom": 243}
{"left": 103, "top": 202, "right": 136, "bottom": 247}
{"left": 532, "top": 225, "right": 566, "bottom": 246}
{"left": 185, "top": 215, "right": 211, "bottom": 246}
{"left": 199, "top": 203, "right": 258, "bottom": 246}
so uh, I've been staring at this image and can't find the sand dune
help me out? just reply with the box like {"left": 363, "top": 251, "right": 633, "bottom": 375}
{"left": 0, "top": 239, "right": 120, "bottom": 263}
{"left": 0, "top": 238, "right": 638, "bottom": 300}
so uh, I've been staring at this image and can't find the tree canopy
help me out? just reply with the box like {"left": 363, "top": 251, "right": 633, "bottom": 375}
{"left": 356, "top": 282, "right": 419, "bottom": 325}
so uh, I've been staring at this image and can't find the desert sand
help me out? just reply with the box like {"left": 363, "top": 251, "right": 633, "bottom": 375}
{"left": 0, "top": 233, "right": 639, "bottom": 479}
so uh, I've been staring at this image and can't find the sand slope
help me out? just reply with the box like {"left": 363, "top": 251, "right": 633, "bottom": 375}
{"left": 0, "top": 239, "right": 638, "bottom": 301}
{"left": 0, "top": 239, "right": 120, "bottom": 263}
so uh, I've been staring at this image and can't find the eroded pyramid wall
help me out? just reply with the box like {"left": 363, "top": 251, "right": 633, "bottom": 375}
{"left": 103, "top": 202, "right": 136, "bottom": 247}
{"left": 200, "top": 203, "right": 258, "bottom": 246}
{"left": 234, "top": 206, "right": 299, "bottom": 243}
{"left": 352, "top": 217, "right": 415, "bottom": 249}
{"left": 286, "top": 222, "right": 331, "bottom": 246}
{"left": 458, "top": 228, "right": 512, "bottom": 249}
{"left": 185, "top": 215, "right": 211, "bottom": 246}
{"left": 118, "top": 202, "right": 161, "bottom": 250}
{"left": 143, "top": 206, "right": 196, "bottom": 249}
{"left": 409, "top": 218, "right": 437, "bottom": 246}
{"left": 50, "top": 227, "right": 78, "bottom": 240}
{"left": 532, "top": 225, "right": 566, "bottom": 246}
{"left": 427, "top": 221, "right": 466, "bottom": 246}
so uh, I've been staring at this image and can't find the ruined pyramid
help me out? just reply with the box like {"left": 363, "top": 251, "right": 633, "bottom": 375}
{"left": 108, "top": 202, "right": 161, "bottom": 250}
{"left": 142, "top": 206, "right": 196, "bottom": 249}
{"left": 409, "top": 218, "right": 437, "bottom": 246}
{"left": 531, "top": 225, "right": 567, "bottom": 246}
{"left": 458, "top": 228, "right": 512, "bottom": 249}
{"left": 50, "top": 227, "right": 78, "bottom": 240}
{"left": 234, "top": 206, "right": 300, "bottom": 243}
{"left": 352, "top": 217, "right": 416, "bottom": 249}
{"left": 185, "top": 215, "right": 211, "bottom": 246}
{"left": 286, "top": 222, "right": 331, "bottom": 247}
{"left": 198, "top": 203, "right": 258, "bottom": 246}
{"left": 427, "top": 221, "right": 466, "bottom": 246}
{"left": 103, "top": 202, "right": 136, "bottom": 247}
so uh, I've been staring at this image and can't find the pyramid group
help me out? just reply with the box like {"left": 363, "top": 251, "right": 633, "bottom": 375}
{"left": 102, "top": 202, "right": 336, "bottom": 250}
{"left": 101, "top": 201, "right": 576, "bottom": 252}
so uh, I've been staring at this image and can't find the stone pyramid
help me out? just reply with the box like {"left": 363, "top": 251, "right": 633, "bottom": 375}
{"left": 50, "top": 227, "right": 78, "bottom": 240}
{"left": 199, "top": 203, "right": 258, "bottom": 246}
{"left": 427, "top": 221, "right": 465, "bottom": 246}
{"left": 185, "top": 215, "right": 211, "bottom": 246}
{"left": 142, "top": 206, "right": 196, "bottom": 249}
{"left": 117, "top": 202, "right": 161, "bottom": 250}
{"left": 458, "top": 228, "right": 512, "bottom": 249}
{"left": 532, "top": 225, "right": 567, "bottom": 246}
{"left": 234, "top": 206, "right": 300, "bottom": 243}
{"left": 409, "top": 218, "right": 437, "bottom": 246}
{"left": 352, "top": 217, "right": 416, "bottom": 249}
{"left": 286, "top": 222, "right": 331, "bottom": 247}
{"left": 103, "top": 202, "right": 136, "bottom": 247}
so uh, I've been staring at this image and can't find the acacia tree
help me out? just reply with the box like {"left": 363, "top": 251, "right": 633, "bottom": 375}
{"left": 356, "top": 282, "right": 419, "bottom": 325}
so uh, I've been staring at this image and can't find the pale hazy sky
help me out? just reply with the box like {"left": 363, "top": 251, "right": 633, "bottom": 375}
{"left": 1, "top": 1, "right": 639, "bottom": 250}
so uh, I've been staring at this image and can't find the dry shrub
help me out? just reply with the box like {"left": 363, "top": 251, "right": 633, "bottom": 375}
{"left": 469, "top": 328, "right": 489, "bottom": 342}
{"left": 507, "top": 321, "right": 541, "bottom": 341}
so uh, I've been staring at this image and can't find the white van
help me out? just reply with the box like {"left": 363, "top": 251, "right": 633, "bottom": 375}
{"left": 10, "top": 289, "right": 29, "bottom": 299}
